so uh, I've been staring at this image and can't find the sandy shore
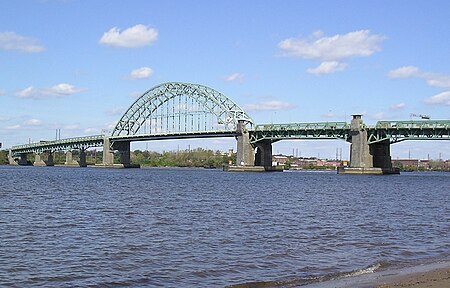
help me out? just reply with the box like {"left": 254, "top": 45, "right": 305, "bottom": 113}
{"left": 301, "top": 261, "right": 450, "bottom": 288}
{"left": 376, "top": 267, "right": 450, "bottom": 288}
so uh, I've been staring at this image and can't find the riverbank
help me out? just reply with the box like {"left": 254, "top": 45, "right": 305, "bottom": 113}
{"left": 300, "top": 261, "right": 450, "bottom": 288}
{"left": 376, "top": 266, "right": 450, "bottom": 288}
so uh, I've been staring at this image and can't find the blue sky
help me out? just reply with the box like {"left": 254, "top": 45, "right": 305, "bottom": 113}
{"left": 1, "top": 0, "right": 449, "bottom": 160}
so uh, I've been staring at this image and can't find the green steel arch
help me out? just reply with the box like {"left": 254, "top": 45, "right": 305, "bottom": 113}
{"left": 112, "top": 82, "right": 253, "bottom": 136}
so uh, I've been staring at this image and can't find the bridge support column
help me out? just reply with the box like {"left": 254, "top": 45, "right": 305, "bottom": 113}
{"left": 102, "top": 137, "right": 114, "bottom": 165}
{"left": 33, "top": 153, "right": 46, "bottom": 166}
{"left": 113, "top": 141, "right": 131, "bottom": 166}
{"left": 8, "top": 150, "right": 18, "bottom": 165}
{"left": 65, "top": 151, "right": 79, "bottom": 166}
{"left": 349, "top": 115, "right": 372, "bottom": 168}
{"left": 79, "top": 149, "right": 87, "bottom": 167}
{"left": 254, "top": 140, "right": 273, "bottom": 170}
{"left": 370, "top": 140, "right": 392, "bottom": 169}
{"left": 45, "top": 152, "right": 54, "bottom": 166}
{"left": 236, "top": 121, "right": 255, "bottom": 166}
{"left": 18, "top": 153, "right": 28, "bottom": 165}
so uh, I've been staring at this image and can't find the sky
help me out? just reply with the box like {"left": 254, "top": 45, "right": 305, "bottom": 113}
{"left": 1, "top": 0, "right": 449, "bottom": 160}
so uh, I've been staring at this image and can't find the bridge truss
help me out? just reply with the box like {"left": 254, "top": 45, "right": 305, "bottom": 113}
{"left": 10, "top": 135, "right": 105, "bottom": 155}
{"left": 367, "top": 120, "right": 450, "bottom": 144}
{"left": 112, "top": 82, "right": 253, "bottom": 138}
{"left": 249, "top": 122, "right": 351, "bottom": 143}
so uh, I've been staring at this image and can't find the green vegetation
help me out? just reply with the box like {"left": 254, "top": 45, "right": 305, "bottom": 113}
{"left": 393, "top": 161, "right": 449, "bottom": 172}
{"left": 131, "top": 148, "right": 234, "bottom": 168}
{"left": 0, "top": 150, "right": 8, "bottom": 165}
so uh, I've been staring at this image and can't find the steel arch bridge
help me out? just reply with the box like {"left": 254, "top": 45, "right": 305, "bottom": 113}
{"left": 112, "top": 82, "right": 253, "bottom": 138}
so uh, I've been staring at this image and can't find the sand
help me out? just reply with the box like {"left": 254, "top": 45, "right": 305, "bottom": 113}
{"left": 376, "top": 267, "right": 450, "bottom": 288}
{"left": 301, "top": 261, "right": 450, "bottom": 288}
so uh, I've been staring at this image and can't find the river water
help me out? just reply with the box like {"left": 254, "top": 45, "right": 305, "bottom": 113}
{"left": 0, "top": 166, "right": 449, "bottom": 287}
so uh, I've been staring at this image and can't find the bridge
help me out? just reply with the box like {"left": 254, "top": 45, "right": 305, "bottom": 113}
{"left": 8, "top": 82, "right": 450, "bottom": 173}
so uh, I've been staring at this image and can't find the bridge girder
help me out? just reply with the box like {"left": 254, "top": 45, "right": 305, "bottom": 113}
{"left": 112, "top": 82, "right": 253, "bottom": 137}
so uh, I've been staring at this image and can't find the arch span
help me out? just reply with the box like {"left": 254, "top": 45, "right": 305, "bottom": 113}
{"left": 112, "top": 82, "right": 253, "bottom": 136}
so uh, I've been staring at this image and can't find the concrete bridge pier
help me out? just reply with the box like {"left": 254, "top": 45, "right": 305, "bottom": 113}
{"left": 102, "top": 137, "right": 114, "bottom": 165}
{"left": 236, "top": 120, "right": 255, "bottom": 166}
{"left": 33, "top": 153, "right": 46, "bottom": 166}
{"left": 370, "top": 140, "right": 392, "bottom": 169}
{"left": 65, "top": 151, "right": 79, "bottom": 166}
{"left": 79, "top": 149, "right": 87, "bottom": 167}
{"left": 254, "top": 140, "right": 273, "bottom": 170}
{"left": 349, "top": 115, "right": 373, "bottom": 168}
{"left": 339, "top": 115, "right": 399, "bottom": 175}
{"left": 45, "top": 152, "right": 54, "bottom": 166}
{"left": 113, "top": 141, "right": 132, "bottom": 166}
{"left": 8, "top": 150, "right": 18, "bottom": 165}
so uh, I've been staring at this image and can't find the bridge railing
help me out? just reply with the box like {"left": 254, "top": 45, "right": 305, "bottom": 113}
{"left": 252, "top": 122, "right": 350, "bottom": 131}
{"left": 11, "top": 135, "right": 105, "bottom": 152}
{"left": 374, "top": 120, "right": 450, "bottom": 129}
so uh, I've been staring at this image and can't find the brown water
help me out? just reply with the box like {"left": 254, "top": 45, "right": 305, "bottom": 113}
{"left": 0, "top": 166, "right": 449, "bottom": 287}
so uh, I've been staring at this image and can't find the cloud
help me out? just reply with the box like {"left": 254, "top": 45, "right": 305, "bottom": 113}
{"left": 15, "top": 83, "right": 83, "bottom": 99}
{"left": 388, "top": 66, "right": 421, "bottom": 79}
{"left": 6, "top": 124, "right": 21, "bottom": 130}
{"left": 24, "top": 118, "right": 42, "bottom": 126}
{"left": 424, "top": 91, "right": 450, "bottom": 106}
{"left": 99, "top": 24, "right": 158, "bottom": 48}
{"left": 129, "top": 67, "right": 153, "bottom": 79}
{"left": 0, "top": 90, "right": 5, "bottom": 96}
{"left": 307, "top": 61, "right": 347, "bottom": 75}
{"left": 278, "top": 30, "right": 384, "bottom": 75}
{"left": 425, "top": 76, "right": 450, "bottom": 89}
{"left": 278, "top": 30, "right": 385, "bottom": 61}
{"left": 224, "top": 73, "right": 244, "bottom": 83}
{"left": 388, "top": 66, "right": 450, "bottom": 89}
{"left": 390, "top": 103, "right": 406, "bottom": 110}
{"left": 243, "top": 100, "right": 295, "bottom": 111}
{"left": 0, "top": 31, "right": 45, "bottom": 53}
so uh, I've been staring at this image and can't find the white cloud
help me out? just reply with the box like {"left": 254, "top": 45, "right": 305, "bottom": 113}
{"left": 224, "top": 73, "right": 244, "bottom": 83}
{"left": 388, "top": 66, "right": 450, "bottom": 89}
{"left": 24, "top": 119, "right": 42, "bottom": 126}
{"left": 390, "top": 103, "right": 406, "bottom": 110}
{"left": 424, "top": 91, "right": 450, "bottom": 106}
{"left": 425, "top": 76, "right": 450, "bottom": 89}
{"left": 99, "top": 24, "right": 158, "bottom": 48}
{"left": 129, "top": 67, "right": 153, "bottom": 79}
{"left": 388, "top": 66, "right": 421, "bottom": 79}
{"left": 243, "top": 100, "right": 295, "bottom": 111}
{"left": 278, "top": 30, "right": 385, "bottom": 61}
{"left": 0, "top": 31, "right": 45, "bottom": 53}
{"left": 307, "top": 61, "right": 347, "bottom": 75}
{"left": 0, "top": 116, "right": 10, "bottom": 122}
{"left": 15, "top": 83, "right": 83, "bottom": 99}
{"left": 0, "top": 90, "right": 5, "bottom": 96}
{"left": 6, "top": 124, "right": 21, "bottom": 130}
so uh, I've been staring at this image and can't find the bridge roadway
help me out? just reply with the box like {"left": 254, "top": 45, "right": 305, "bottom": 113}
{"left": 9, "top": 119, "right": 450, "bottom": 169}
{"left": 6, "top": 81, "right": 450, "bottom": 172}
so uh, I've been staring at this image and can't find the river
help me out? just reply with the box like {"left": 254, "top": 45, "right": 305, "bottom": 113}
{"left": 0, "top": 166, "right": 449, "bottom": 287}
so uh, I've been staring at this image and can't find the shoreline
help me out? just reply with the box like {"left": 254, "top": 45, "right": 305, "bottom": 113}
{"left": 302, "top": 261, "right": 450, "bottom": 288}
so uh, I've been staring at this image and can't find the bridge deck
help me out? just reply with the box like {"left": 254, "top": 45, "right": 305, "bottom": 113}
{"left": 8, "top": 120, "right": 450, "bottom": 155}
